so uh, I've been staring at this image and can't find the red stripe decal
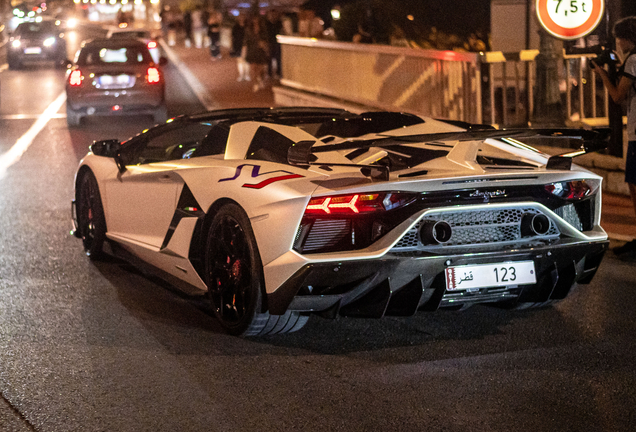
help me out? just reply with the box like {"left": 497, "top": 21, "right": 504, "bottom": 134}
{"left": 242, "top": 174, "right": 304, "bottom": 189}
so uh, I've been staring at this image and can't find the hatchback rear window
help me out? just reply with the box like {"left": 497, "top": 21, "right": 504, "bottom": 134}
{"left": 78, "top": 46, "right": 151, "bottom": 65}
{"left": 15, "top": 22, "right": 56, "bottom": 36}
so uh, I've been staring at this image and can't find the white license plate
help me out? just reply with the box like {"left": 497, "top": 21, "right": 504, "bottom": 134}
{"left": 445, "top": 261, "right": 536, "bottom": 291}
{"left": 24, "top": 47, "right": 42, "bottom": 54}
{"left": 99, "top": 75, "right": 131, "bottom": 86}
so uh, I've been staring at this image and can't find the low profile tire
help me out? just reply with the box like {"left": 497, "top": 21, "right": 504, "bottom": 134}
{"left": 153, "top": 105, "right": 168, "bottom": 124}
{"left": 205, "top": 204, "right": 308, "bottom": 336}
{"left": 66, "top": 105, "right": 82, "bottom": 127}
{"left": 76, "top": 170, "right": 106, "bottom": 260}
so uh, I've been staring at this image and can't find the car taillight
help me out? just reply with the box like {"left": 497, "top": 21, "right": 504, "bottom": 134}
{"left": 147, "top": 41, "right": 157, "bottom": 49}
{"left": 147, "top": 67, "right": 160, "bottom": 84}
{"left": 306, "top": 193, "right": 414, "bottom": 215}
{"left": 545, "top": 180, "right": 593, "bottom": 200}
{"left": 294, "top": 192, "right": 418, "bottom": 254}
{"left": 69, "top": 70, "right": 83, "bottom": 86}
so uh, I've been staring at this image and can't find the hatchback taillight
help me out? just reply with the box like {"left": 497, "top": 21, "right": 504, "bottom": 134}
{"left": 69, "top": 70, "right": 83, "bottom": 86}
{"left": 147, "top": 41, "right": 157, "bottom": 49}
{"left": 147, "top": 67, "right": 160, "bottom": 84}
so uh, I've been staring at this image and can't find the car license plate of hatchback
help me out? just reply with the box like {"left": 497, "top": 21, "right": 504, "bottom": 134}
{"left": 98, "top": 74, "right": 131, "bottom": 87}
{"left": 25, "top": 47, "right": 42, "bottom": 54}
{"left": 445, "top": 261, "right": 536, "bottom": 291}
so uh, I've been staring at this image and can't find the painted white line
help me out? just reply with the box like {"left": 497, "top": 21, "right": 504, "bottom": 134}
{"left": 0, "top": 113, "right": 67, "bottom": 120}
{"left": 0, "top": 92, "right": 66, "bottom": 179}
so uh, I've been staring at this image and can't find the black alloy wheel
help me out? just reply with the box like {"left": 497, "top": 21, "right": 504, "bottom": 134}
{"left": 76, "top": 170, "right": 106, "bottom": 260}
{"left": 205, "top": 204, "right": 310, "bottom": 336}
{"left": 205, "top": 204, "right": 264, "bottom": 335}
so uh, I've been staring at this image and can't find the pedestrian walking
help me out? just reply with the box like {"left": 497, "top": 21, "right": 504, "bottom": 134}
{"left": 592, "top": 16, "right": 636, "bottom": 255}
{"left": 231, "top": 14, "right": 249, "bottom": 81}
{"left": 208, "top": 9, "right": 223, "bottom": 59}
{"left": 191, "top": 6, "right": 205, "bottom": 49}
{"left": 265, "top": 9, "right": 283, "bottom": 79}
{"left": 244, "top": 16, "right": 269, "bottom": 91}
{"left": 183, "top": 9, "right": 193, "bottom": 48}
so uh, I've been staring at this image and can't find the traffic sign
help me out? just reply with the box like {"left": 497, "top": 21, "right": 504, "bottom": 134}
{"left": 536, "top": 0, "right": 605, "bottom": 40}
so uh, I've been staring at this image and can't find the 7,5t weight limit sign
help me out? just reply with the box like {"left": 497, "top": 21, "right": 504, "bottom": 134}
{"left": 536, "top": 0, "right": 605, "bottom": 40}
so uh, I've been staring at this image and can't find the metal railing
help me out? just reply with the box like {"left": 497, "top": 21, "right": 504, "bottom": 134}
{"left": 277, "top": 36, "right": 614, "bottom": 129}
{"left": 277, "top": 36, "right": 482, "bottom": 124}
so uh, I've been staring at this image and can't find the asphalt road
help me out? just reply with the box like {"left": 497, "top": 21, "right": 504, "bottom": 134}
{"left": 0, "top": 22, "right": 636, "bottom": 432}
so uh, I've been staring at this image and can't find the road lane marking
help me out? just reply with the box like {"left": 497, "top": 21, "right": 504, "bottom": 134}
{"left": 0, "top": 92, "right": 66, "bottom": 179}
{"left": 0, "top": 114, "right": 67, "bottom": 120}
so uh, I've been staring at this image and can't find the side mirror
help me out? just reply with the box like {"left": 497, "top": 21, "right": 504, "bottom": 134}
{"left": 287, "top": 140, "right": 316, "bottom": 167}
{"left": 91, "top": 139, "right": 127, "bottom": 173}
{"left": 90, "top": 139, "right": 120, "bottom": 157}
{"left": 158, "top": 56, "right": 168, "bottom": 66}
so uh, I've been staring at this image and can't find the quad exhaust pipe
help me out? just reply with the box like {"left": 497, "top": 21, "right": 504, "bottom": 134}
{"left": 419, "top": 220, "right": 452, "bottom": 245}
{"left": 521, "top": 213, "right": 551, "bottom": 236}
{"left": 418, "top": 212, "right": 551, "bottom": 246}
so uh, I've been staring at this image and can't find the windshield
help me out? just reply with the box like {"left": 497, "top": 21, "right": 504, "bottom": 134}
{"left": 15, "top": 21, "right": 57, "bottom": 36}
{"left": 78, "top": 45, "right": 151, "bottom": 66}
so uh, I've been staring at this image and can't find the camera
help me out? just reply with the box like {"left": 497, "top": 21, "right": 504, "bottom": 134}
{"left": 591, "top": 47, "right": 618, "bottom": 67}
{"left": 566, "top": 45, "right": 618, "bottom": 68}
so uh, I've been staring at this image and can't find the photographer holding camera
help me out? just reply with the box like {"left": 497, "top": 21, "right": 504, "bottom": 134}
{"left": 591, "top": 16, "right": 636, "bottom": 255}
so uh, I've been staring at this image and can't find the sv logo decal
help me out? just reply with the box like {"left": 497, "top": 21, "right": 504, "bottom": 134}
{"left": 219, "top": 164, "right": 304, "bottom": 189}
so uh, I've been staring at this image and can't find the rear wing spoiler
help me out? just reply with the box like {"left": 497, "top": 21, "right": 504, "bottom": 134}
{"left": 288, "top": 127, "right": 611, "bottom": 172}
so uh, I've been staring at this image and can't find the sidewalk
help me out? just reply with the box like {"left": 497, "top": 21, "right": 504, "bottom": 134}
{"left": 160, "top": 39, "right": 275, "bottom": 111}
{"left": 159, "top": 37, "right": 635, "bottom": 242}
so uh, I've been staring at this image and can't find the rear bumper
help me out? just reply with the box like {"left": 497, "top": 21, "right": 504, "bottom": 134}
{"left": 9, "top": 48, "right": 65, "bottom": 62}
{"left": 67, "top": 89, "right": 164, "bottom": 114}
{"left": 267, "top": 239, "right": 608, "bottom": 317}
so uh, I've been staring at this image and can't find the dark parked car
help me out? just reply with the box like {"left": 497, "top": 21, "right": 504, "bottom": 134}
{"left": 8, "top": 19, "right": 67, "bottom": 69}
{"left": 65, "top": 38, "right": 167, "bottom": 127}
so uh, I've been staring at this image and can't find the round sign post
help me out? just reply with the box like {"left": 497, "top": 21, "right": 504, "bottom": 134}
{"left": 536, "top": 0, "right": 605, "bottom": 40}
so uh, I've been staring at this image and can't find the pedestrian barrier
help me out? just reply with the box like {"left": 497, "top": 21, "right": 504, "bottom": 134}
{"left": 276, "top": 36, "right": 615, "bottom": 129}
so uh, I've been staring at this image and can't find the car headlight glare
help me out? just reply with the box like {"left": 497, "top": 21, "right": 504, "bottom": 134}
{"left": 11, "top": 40, "right": 21, "bottom": 48}
{"left": 43, "top": 37, "right": 56, "bottom": 47}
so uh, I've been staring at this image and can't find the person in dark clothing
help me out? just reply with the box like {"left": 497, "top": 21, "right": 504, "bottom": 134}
{"left": 265, "top": 9, "right": 283, "bottom": 79}
{"left": 207, "top": 9, "right": 222, "bottom": 59}
{"left": 244, "top": 16, "right": 269, "bottom": 91}
{"left": 231, "top": 14, "right": 249, "bottom": 81}
{"left": 183, "top": 10, "right": 192, "bottom": 48}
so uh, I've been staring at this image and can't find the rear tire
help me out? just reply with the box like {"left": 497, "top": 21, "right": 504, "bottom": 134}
{"left": 76, "top": 170, "right": 106, "bottom": 260}
{"left": 205, "top": 204, "right": 308, "bottom": 336}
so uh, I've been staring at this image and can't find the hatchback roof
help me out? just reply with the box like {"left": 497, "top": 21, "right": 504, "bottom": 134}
{"left": 80, "top": 38, "right": 148, "bottom": 49}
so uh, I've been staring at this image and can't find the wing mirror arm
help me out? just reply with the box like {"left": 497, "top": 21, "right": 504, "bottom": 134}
{"left": 114, "top": 153, "right": 126, "bottom": 174}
